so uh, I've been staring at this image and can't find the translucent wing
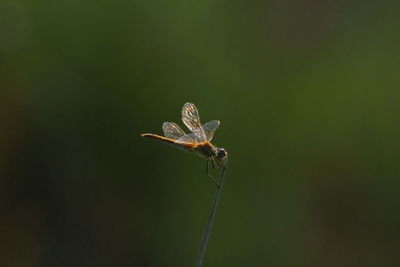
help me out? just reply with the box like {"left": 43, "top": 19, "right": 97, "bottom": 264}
{"left": 163, "top": 122, "right": 185, "bottom": 139}
{"left": 181, "top": 102, "right": 207, "bottom": 142}
{"left": 202, "top": 120, "right": 220, "bottom": 141}
{"left": 176, "top": 133, "right": 199, "bottom": 143}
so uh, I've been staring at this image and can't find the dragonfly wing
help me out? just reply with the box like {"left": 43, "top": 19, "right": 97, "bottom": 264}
{"left": 181, "top": 102, "right": 207, "bottom": 142}
{"left": 202, "top": 120, "right": 220, "bottom": 141}
{"left": 163, "top": 122, "right": 186, "bottom": 139}
{"left": 177, "top": 133, "right": 199, "bottom": 143}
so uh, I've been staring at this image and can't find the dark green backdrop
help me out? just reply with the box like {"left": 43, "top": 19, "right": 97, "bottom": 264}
{"left": 1, "top": 0, "right": 400, "bottom": 266}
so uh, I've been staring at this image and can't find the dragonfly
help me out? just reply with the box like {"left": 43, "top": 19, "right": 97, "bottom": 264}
{"left": 141, "top": 102, "right": 228, "bottom": 187}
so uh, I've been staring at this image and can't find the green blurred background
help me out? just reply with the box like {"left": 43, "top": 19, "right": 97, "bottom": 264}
{"left": 1, "top": 0, "right": 400, "bottom": 266}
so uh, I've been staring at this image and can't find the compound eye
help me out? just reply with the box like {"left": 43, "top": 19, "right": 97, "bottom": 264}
{"left": 217, "top": 148, "right": 227, "bottom": 158}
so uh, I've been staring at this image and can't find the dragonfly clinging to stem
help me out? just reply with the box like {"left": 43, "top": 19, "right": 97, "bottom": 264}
{"left": 141, "top": 102, "right": 228, "bottom": 188}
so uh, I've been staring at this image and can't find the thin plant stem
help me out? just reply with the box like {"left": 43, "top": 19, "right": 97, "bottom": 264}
{"left": 195, "top": 161, "right": 228, "bottom": 267}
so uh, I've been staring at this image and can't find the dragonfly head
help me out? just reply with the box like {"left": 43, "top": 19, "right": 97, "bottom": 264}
{"left": 214, "top": 147, "right": 228, "bottom": 168}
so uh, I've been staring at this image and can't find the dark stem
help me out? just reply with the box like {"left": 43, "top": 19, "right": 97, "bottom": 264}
{"left": 195, "top": 161, "right": 228, "bottom": 267}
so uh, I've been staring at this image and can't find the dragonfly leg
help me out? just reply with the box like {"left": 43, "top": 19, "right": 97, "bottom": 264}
{"left": 211, "top": 159, "right": 216, "bottom": 170}
{"left": 206, "top": 159, "right": 220, "bottom": 189}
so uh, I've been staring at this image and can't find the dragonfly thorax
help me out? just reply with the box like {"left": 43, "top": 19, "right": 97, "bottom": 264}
{"left": 194, "top": 142, "right": 215, "bottom": 158}
{"left": 194, "top": 143, "right": 227, "bottom": 168}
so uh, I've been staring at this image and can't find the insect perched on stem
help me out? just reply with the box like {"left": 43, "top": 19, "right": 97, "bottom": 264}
{"left": 141, "top": 102, "right": 228, "bottom": 187}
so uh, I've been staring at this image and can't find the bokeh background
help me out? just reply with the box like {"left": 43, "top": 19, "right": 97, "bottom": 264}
{"left": 1, "top": 0, "right": 400, "bottom": 266}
